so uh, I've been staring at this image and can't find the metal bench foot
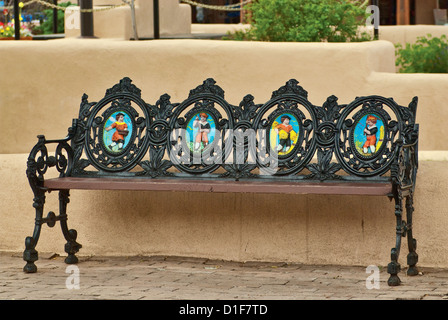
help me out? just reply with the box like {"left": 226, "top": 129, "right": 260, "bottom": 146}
{"left": 406, "top": 194, "right": 419, "bottom": 276}
{"left": 65, "top": 254, "right": 79, "bottom": 265}
{"left": 59, "top": 191, "right": 82, "bottom": 265}
{"left": 63, "top": 229, "right": 82, "bottom": 265}
{"left": 23, "top": 237, "right": 38, "bottom": 273}
{"left": 387, "top": 274, "right": 401, "bottom": 286}
{"left": 387, "top": 249, "right": 401, "bottom": 286}
{"left": 407, "top": 250, "right": 419, "bottom": 276}
{"left": 407, "top": 265, "right": 419, "bottom": 276}
{"left": 387, "top": 190, "right": 404, "bottom": 286}
{"left": 23, "top": 262, "right": 38, "bottom": 274}
{"left": 22, "top": 184, "right": 45, "bottom": 273}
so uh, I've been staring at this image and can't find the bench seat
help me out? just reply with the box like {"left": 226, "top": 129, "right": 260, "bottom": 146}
{"left": 44, "top": 177, "right": 392, "bottom": 196}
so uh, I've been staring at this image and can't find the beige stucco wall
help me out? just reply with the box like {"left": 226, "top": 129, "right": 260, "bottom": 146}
{"left": 1, "top": 152, "right": 448, "bottom": 269}
{"left": 0, "top": 39, "right": 446, "bottom": 154}
{"left": 65, "top": 0, "right": 192, "bottom": 39}
{"left": 375, "top": 25, "right": 448, "bottom": 47}
{"left": 191, "top": 23, "right": 250, "bottom": 35}
{"left": 1, "top": 38, "right": 448, "bottom": 269}
{"left": 193, "top": 24, "right": 448, "bottom": 47}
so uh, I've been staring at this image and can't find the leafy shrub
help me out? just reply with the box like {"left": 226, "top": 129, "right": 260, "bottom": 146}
{"left": 395, "top": 34, "right": 448, "bottom": 73}
{"left": 225, "top": 0, "right": 372, "bottom": 42}
{"left": 37, "top": 1, "right": 75, "bottom": 34}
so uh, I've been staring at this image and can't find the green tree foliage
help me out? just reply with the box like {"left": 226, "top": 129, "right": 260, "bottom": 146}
{"left": 38, "top": 2, "right": 75, "bottom": 34}
{"left": 226, "top": 0, "right": 372, "bottom": 42}
{"left": 395, "top": 34, "right": 448, "bottom": 73}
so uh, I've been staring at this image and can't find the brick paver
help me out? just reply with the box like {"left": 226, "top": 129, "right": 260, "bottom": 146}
{"left": 1, "top": 251, "right": 448, "bottom": 301}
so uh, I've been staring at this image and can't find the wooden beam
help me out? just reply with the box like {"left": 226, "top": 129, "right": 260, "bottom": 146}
{"left": 396, "top": 0, "right": 411, "bottom": 25}
{"left": 404, "top": 0, "right": 411, "bottom": 24}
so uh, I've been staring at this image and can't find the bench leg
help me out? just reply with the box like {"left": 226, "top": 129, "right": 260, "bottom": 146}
{"left": 59, "top": 190, "right": 82, "bottom": 265}
{"left": 387, "top": 194, "right": 404, "bottom": 286}
{"left": 23, "top": 189, "right": 82, "bottom": 272}
{"left": 23, "top": 190, "right": 45, "bottom": 273}
{"left": 406, "top": 192, "right": 419, "bottom": 276}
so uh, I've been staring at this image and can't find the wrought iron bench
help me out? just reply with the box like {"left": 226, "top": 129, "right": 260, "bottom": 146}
{"left": 24, "top": 77, "right": 419, "bottom": 286}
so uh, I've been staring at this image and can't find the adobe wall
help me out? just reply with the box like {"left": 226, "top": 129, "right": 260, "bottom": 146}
{"left": 0, "top": 39, "right": 445, "bottom": 154}
{"left": 64, "top": 0, "right": 192, "bottom": 39}
{"left": 1, "top": 152, "right": 447, "bottom": 269}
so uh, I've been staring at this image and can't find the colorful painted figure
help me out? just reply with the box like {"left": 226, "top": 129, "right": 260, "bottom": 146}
{"left": 193, "top": 113, "right": 211, "bottom": 151}
{"left": 105, "top": 112, "right": 129, "bottom": 151}
{"left": 363, "top": 115, "right": 378, "bottom": 154}
{"left": 274, "top": 115, "right": 295, "bottom": 153}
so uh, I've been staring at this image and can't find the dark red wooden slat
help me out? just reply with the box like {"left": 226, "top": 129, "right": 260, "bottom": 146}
{"left": 44, "top": 177, "right": 392, "bottom": 196}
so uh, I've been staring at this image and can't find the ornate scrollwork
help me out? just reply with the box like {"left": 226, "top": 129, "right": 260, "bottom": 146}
{"left": 150, "top": 93, "right": 178, "bottom": 121}
{"left": 72, "top": 78, "right": 152, "bottom": 174}
{"left": 148, "top": 120, "right": 170, "bottom": 145}
{"left": 86, "top": 98, "right": 143, "bottom": 171}
{"left": 306, "top": 148, "right": 341, "bottom": 181}
{"left": 38, "top": 77, "right": 418, "bottom": 183}
{"left": 394, "top": 138, "right": 418, "bottom": 191}
{"left": 189, "top": 78, "right": 225, "bottom": 98}
{"left": 233, "top": 94, "right": 261, "bottom": 122}
{"left": 166, "top": 79, "right": 235, "bottom": 176}
{"left": 315, "top": 95, "right": 342, "bottom": 147}
{"left": 105, "top": 76, "right": 141, "bottom": 97}
{"left": 139, "top": 145, "right": 173, "bottom": 178}
{"left": 27, "top": 135, "right": 73, "bottom": 185}
{"left": 271, "top": 79, "right": 308, "bottom": 99}
{"left": 147, "top": 94, "right": 179, "bottom": 146}
{"left": 334, "top": 97, "right": 408, "bottom": 177}
{"left": 252, "top": 80, "right": 317, "bottom": 177}
{"left": 78, "top": 93, "right": 95, "bottom": 120}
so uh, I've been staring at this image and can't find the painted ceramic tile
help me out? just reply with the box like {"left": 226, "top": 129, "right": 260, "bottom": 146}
{"left": 186, "top": 112, "right": 216, "bottom": 152}
{"left": 270, "top": 113, "right": 300, "bottom": 156}
{"left": 103, "top": 111, "right": 133, "bottom": 153}
{"left": 353, "top": 114, "right": 385, "bottom": 157}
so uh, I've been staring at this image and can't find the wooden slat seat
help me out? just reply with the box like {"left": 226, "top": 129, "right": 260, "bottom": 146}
{"left": 44, "top": 177, "right": 392, "bottom": 196}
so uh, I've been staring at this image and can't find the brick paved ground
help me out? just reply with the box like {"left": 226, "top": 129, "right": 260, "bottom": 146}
{"left": 1, "top": 251, "right": 448, "bottom": 301}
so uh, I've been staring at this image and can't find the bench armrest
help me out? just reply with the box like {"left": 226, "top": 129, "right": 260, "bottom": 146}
{"left": 26, "top": 122, "right": 76, "bottom": 193}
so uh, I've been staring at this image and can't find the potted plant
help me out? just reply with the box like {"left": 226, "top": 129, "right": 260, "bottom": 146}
{"left": 0, "top": 21, "right": 33, "bottom": 40}
{"left": 0, "top": 2, "right": 33, "bottom": 40}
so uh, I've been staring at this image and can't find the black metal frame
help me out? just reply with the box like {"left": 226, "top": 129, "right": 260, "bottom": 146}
{"left": 24, "top": 77, "right": 419, "bottom": 286}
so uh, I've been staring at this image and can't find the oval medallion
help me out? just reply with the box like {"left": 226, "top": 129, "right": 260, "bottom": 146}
{"left": 351, "top": 113, "right": 386, "bottom": 159}
{"left": 269, "top": 113, "right": 301, "bottom": 157}
{"left": 102, "top": 111, "right": 134, "bottom": 154}
{"left": 185, "top": 111, "right": 217, "bottom": 153}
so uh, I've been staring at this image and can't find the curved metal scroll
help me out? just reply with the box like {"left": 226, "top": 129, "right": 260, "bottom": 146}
{"left": 167, "top": 78, "right": 234, "bottom": 175}
{"left": 335, "top": 96, "right": 417, "bottom": 178}
{"left": 66, "top": 77, "right": 418, "bottom": 183}
{"left": 73, "top": 77, "right": 152, "bottom": 174}
{"left": 252, "top": 80, "right": 317, "bottom": 177}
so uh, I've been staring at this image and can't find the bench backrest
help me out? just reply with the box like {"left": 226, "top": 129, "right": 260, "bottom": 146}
{"left": 65, "top": 77, "right": 418, "bottom": 183}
